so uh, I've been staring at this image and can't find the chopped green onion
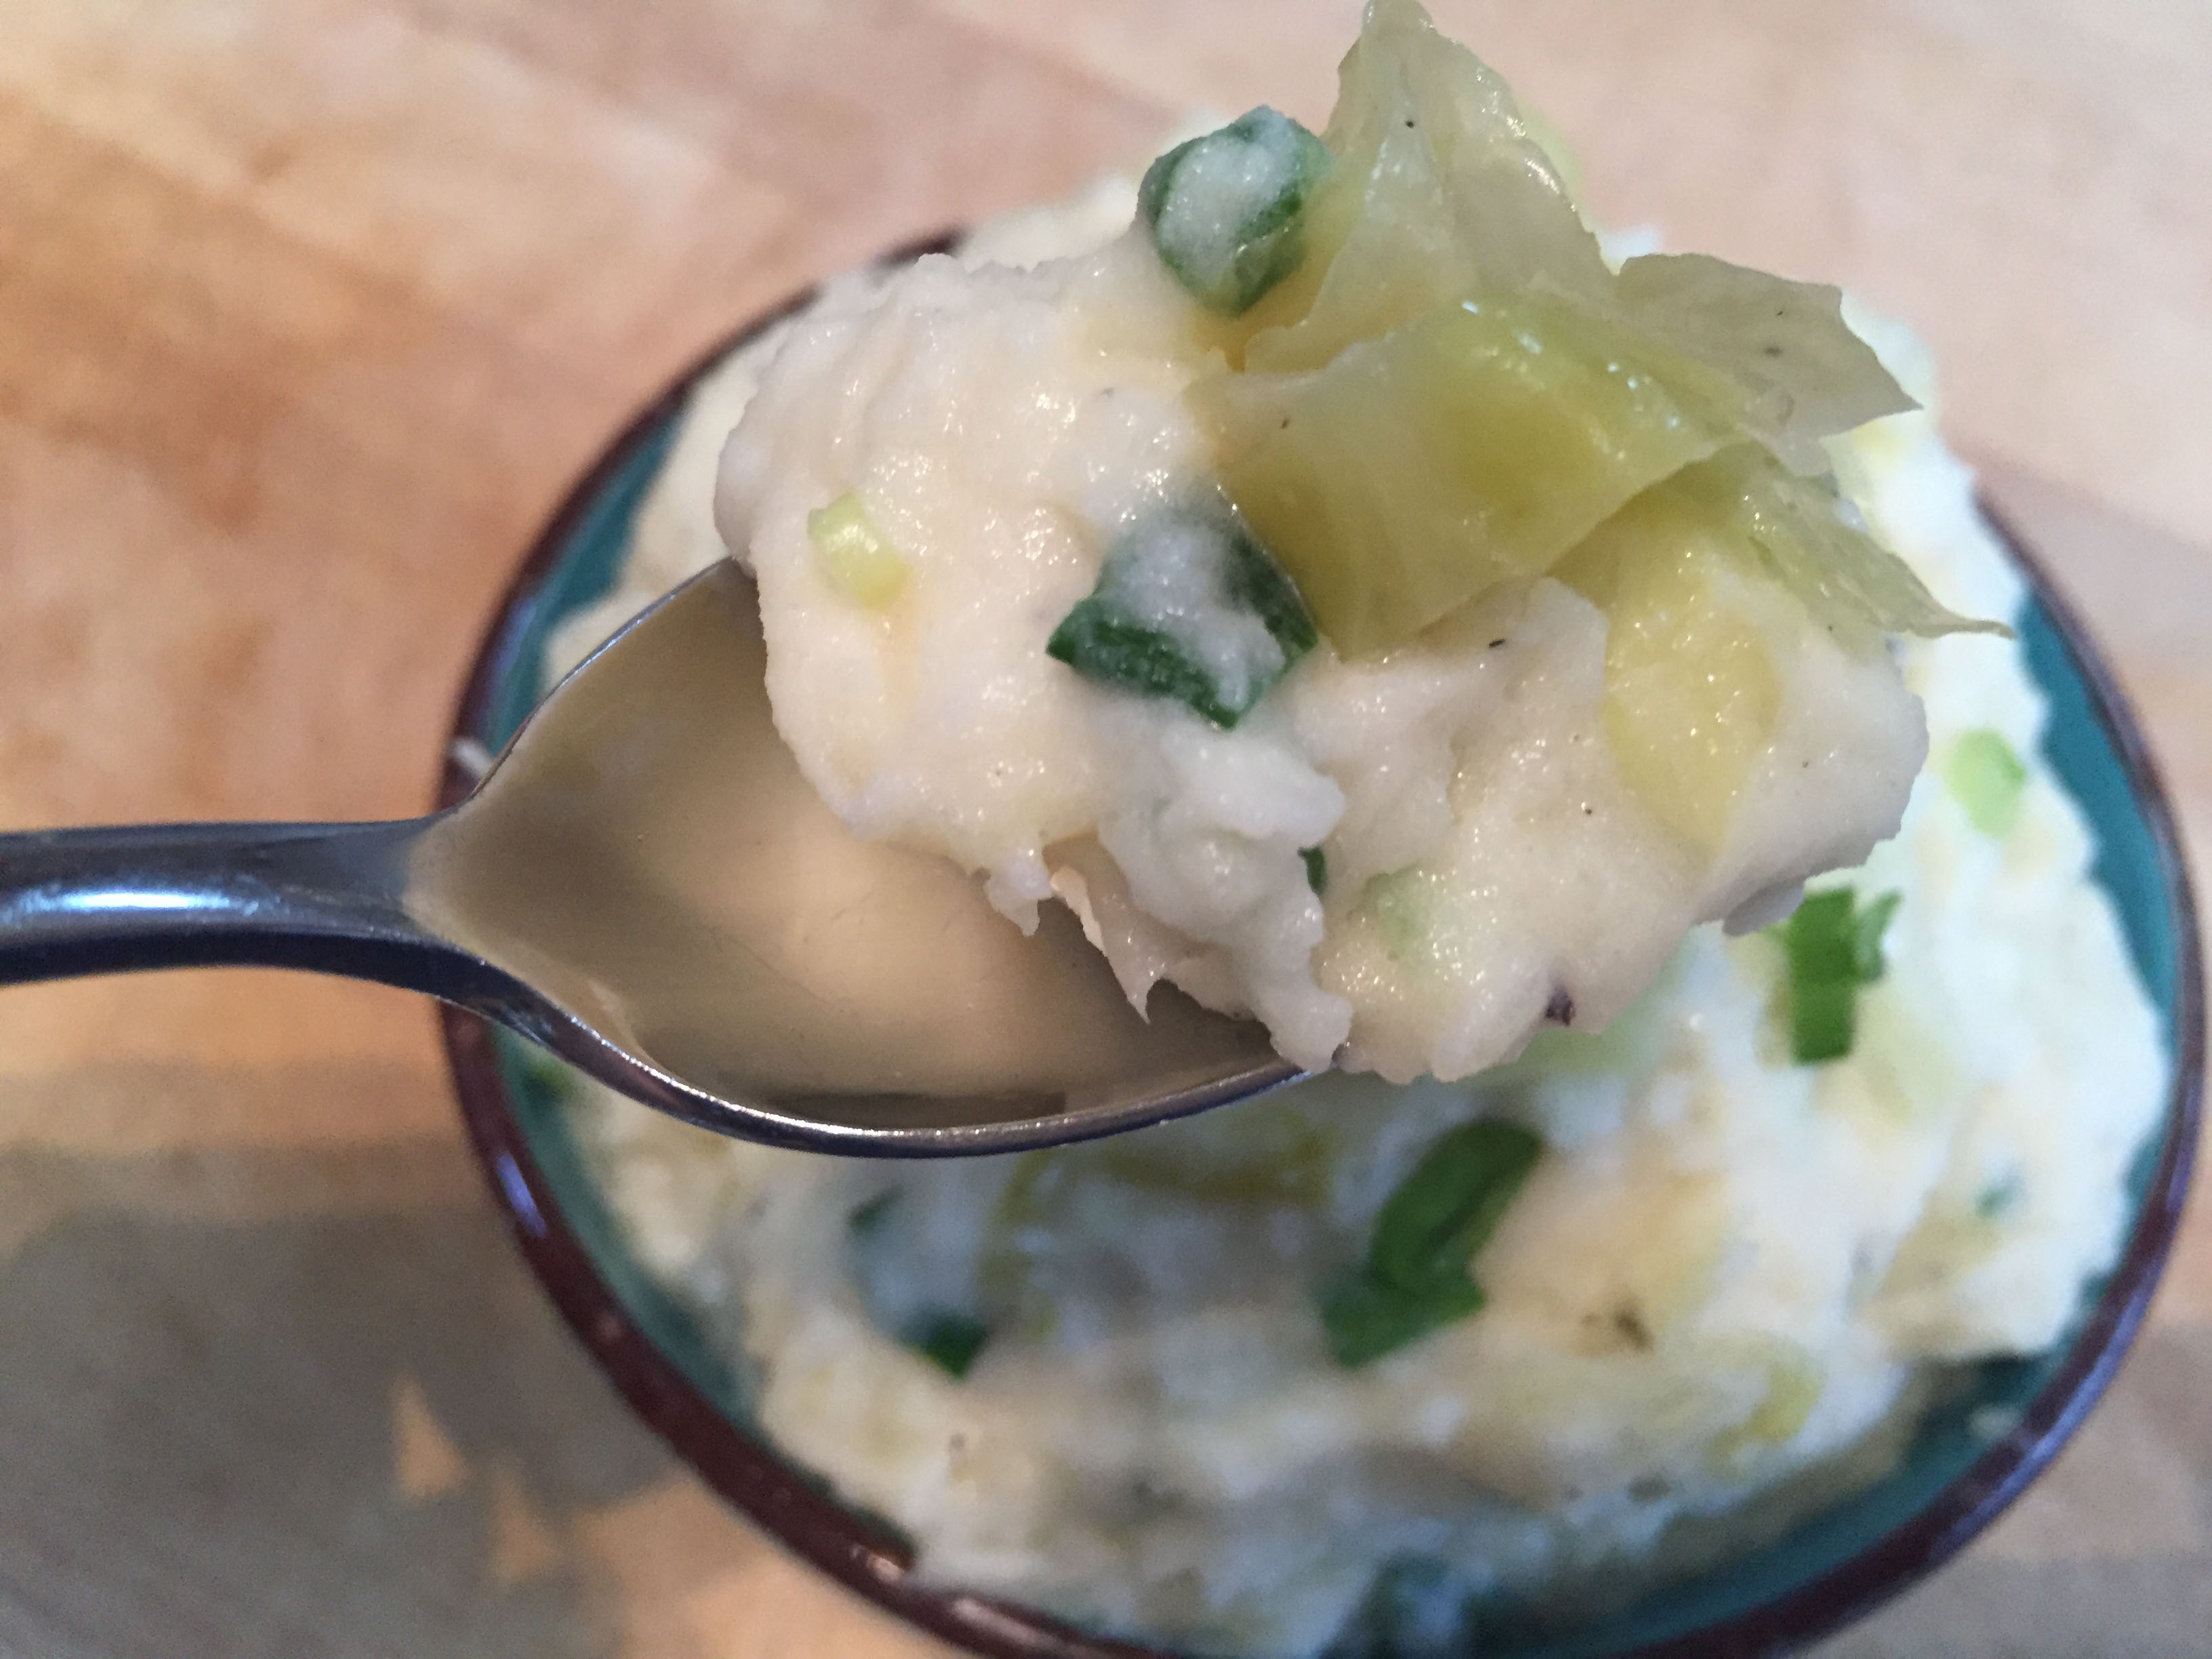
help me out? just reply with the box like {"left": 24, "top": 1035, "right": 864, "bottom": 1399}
{"left": 1851, "top": 892, "right": 1901, "bottom": 981}
{"left": 846, "top": 1192, "right": 988, "bottom": 1376}
{"left": 1776, "top": 887, "right": 1899, "bottom": 1065}
{"left": 905, "top": 1310, "right": 990, "bottom": 1379}
{"left": 1302, "top": 846, "right": 1329, "bottom": 896}
{"left": 1946, "top": 729, "right": 2028, "bottom": 838}
{"left": 1047, "top": 500, "right": 1317, "bottom": 727}
{"left": 1790, "top": 980, "right": 1856, "bottom": 1065}
{"left": 1321, "top": 1267, "right": 1484, "bottom": 1370}
{"left": 1320, "top": 1119, "right": 1543, "bottom": 1367}
{"left": 806, "top": 491, "right": 909, "bottom": 609}
{"left": 1139, "top": 106, "right": 1334, "bottom": 315}
{"left": 1368, "top": 1120, "right": 1544, "bottom": 1292}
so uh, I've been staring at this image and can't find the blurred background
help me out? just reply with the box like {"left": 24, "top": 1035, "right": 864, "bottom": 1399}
{"left": 0, "top": 1, "right": 2206, "bottom": 1655}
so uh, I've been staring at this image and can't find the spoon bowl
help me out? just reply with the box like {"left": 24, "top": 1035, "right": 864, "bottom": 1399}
{"left": 0, "top": 563, "right": 1296, "bottom": 1155}
{"left": 413, "top": 556, "right": 1297, "bottom": 1149}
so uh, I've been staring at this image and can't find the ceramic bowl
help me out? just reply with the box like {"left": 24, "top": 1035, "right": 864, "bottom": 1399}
{"left": 437, "top": 270, "right": 2203, "bottom": 1659}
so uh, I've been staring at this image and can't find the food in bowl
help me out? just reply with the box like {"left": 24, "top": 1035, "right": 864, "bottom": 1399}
{"left": 703, "top": 0, "right": 2003, "bottom": 1084}
{"left": 536, "top": 3, "right": 2167, "bottom": 1653}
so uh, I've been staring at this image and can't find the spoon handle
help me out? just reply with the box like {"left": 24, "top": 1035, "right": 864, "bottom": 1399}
{"left": 0, "top": 817, "right": 506, "bottom": 1003}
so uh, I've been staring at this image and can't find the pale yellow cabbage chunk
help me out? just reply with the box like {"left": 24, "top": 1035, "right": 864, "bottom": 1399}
{"left": 1200, "top": 0, "right": 1994, "bottom": 668}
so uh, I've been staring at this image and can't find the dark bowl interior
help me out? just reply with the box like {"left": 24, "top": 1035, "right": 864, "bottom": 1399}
{"left": 436, "top": 277, "right": 2203, "bottom": 1659}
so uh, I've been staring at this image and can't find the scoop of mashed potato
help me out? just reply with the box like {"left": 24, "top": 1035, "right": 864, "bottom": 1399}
{"left": 537, "top": 7, "right": 2165, "bottom": 1655}
{"left": 573, "top": 371, "right": 2163, "bottom": 1652}
{"left": 709, "top": 1, "right": 1990, "bottom": 1082}
{"left": 550, "top": 162, "right": 2165, "bottom": 1659}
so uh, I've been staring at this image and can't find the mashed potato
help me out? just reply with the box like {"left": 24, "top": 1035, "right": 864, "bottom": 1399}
{"left": 702, "top": 0, "right": 1994, "bottom": 1084}
{"left": 546, "top": 230, "right": 2164, "bottom": 1659}
{"left": 537, "top": 9, "right": 2164, "bottom": 1654}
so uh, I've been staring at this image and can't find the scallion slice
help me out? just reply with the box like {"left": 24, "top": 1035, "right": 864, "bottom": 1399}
{"left": 807, "top": 491, "right": 909, "bottom": 609}
{"left": 1778, "top": 887, "right": 1900, "bottom": 1065}
{"left": 1139, "top": 107, "right": 1334, "bottom": 316}
{"left": 1319, "top": 1267, "right": 1485, "bottom": 1370}
{"left": 1320, "top": 1119, "right": 1543, "bottom": 1367}
{"left": 1048, "top": 500, "right": 1317, "bottom": 727}
{"left": 1946, "top": 729, "right": 2028, "bottom": 838}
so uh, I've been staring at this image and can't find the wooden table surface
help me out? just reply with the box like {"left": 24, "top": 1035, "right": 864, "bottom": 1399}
{"left": 2, "top": 2, "right": 2207, "bottom": 1655}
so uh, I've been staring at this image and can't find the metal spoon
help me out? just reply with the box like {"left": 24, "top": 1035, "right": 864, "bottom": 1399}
{"left": 0, "top": 560, "right": 1300, "bottom": 1154}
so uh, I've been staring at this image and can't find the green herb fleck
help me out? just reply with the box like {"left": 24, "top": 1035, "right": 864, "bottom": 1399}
{"left": 1322, "top": 1258, "right": 1488, "bottom": 1368}
{"left": 1302, "top": 846, "right": 1329, "bottom": 896}
{"left": 1320, "top": 1120, "right": 1543, "bottom": 1367}
{"left": 1776, "top": 888, "right": 1900, "bottom": 1065}
{"left": 1367, "top": 1121, "right": 1542, "bottom": 1291}
{"left": 1139, "top": 106, "right": 1334, "bottom": 316}
{"left": 806, "top": 491, "right": 909, "bottom": 609}
{"left": 1048, "top": 501, "right": 1316, "bottom": 727}
{"left": 906, "top": 1310, "right": 990, "bottom": 1380}
{"left": 1946, "top": 729, "right": 2028, "bottom": 838}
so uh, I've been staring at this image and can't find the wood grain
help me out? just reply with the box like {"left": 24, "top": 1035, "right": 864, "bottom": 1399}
{"left": 0, "top": 3, "right": 2205, "bottom": 1656}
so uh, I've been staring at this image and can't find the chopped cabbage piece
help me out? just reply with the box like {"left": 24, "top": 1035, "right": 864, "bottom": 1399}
{"left": 1610, "top": 253, "right": 1917, "bottom": 470}
{"left": 1241, "top": 0, "right": 1914, "bottom": 448}
{"left": 1655, "top": 446, "right": 2009, "bottom": 653}
{"left": 1557, "top": 447, "right": 1995, "bottom": 846}
{"left": 1177, "top": 0, "right": 1964, "bottom": 661}
{"left": 1238, "top": 0, "right": 1614, "bottom": 373}
{"left": 1200, "top": 292, "right": 1749, "bottom": 655}
{"left": 1555, "top": 483, "right": 1787, "bottom": 853}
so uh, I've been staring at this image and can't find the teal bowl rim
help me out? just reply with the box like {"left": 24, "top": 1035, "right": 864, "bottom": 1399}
{"left": 436, "top": 259, "right": 2203, "bottom": 1659}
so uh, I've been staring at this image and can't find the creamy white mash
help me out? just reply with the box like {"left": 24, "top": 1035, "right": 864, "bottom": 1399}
{"left": 548, "top": 239, "right": 2164, "bottom": 1659}
{"left": 703, "top": 1, "right": 1981, "bottom": 1084}
{"left": 537, "top": 7, "right": 2165, "bottom": 1653}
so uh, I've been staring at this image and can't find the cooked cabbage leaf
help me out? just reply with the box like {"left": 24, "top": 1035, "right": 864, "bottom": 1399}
{"left": 1201, "top": 291, "right": 1750, "bottom": 654}
{"left": 1181, "top": 0, "right": 1989, "bottom": 658}
{"left": 1612, "top": 253, "right": 1917, "bottom": 470}
{"left": 1239, "top": 0, "right": 1611, "bottom": 375}
{"left": 1232, "top": 0, "right": 1912, "bottom": 454}
{"left": 1555, "top": 482, "right": 1787, "bottom": 852}
{"left": 1662, "top": 446, "right": 2010, "bottom": 653}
